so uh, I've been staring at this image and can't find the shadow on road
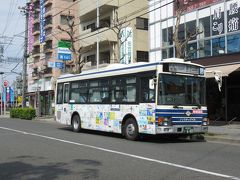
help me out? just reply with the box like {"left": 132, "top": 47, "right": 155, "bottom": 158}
{"left": 0, "top": 156, "right": 102, "bottom": 180}
{"left": 58, "top": 126, "right": 205, "bottom": 144}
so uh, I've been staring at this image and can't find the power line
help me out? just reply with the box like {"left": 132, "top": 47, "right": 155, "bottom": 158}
{"left": 49, "top": 0, "right": 173, "bottom": 51}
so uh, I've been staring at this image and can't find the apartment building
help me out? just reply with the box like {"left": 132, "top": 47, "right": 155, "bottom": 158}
{"left": 149, "top": 0, "right": 240, "bottom": 121}
{"left": 27, "top": 0, "right": 149, "bottom": 115}
{"left": 28, "top": 0, "right": 78, "bottom": 115}
{"left": 78, "top": 0, "right": 149, "bottom": 68}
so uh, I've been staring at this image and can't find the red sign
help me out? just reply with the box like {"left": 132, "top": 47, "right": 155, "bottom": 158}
{"left": 174, "top": 0, "right": 223, "bottom": 14}
{"left": 3, "top": 80, "right": 8, "bottom": 87}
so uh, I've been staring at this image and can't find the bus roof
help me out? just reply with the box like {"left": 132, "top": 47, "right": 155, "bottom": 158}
{"left": 57, "top": 58, "right": 204, "bottom": 83}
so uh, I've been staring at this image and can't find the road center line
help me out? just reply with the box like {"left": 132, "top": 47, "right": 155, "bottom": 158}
{"left": 0, "top": 126, "right": 239, "bottom": 180}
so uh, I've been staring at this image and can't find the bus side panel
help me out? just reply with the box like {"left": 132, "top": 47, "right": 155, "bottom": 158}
{"left": 75, "top": 104, "right": 156, "bottom": 135}
{"left": 138, "top": 103, "right": 156, "bottom": 134}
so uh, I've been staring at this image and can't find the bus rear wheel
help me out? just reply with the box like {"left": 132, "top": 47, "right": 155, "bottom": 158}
{"left": 124, "top": 118, "right": 139, "bottom": 141}
{"left": 72, "top": 115, "right": 81, "bottom": 132}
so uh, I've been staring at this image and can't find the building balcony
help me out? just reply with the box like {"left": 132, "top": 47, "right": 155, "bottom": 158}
{"left": 79, "top": 0, "right": 118, "bottom": 21}
{"left": 45, "top": 8, "right": 52, "bottom": 18}
{"left": 44, "top": 0, "right": 53, "bottom": 6}
{"left": 34, "top": 18, "right": 40, "bottom": 24}
{"left": 45, "top": 24, "right": 53, "bottom": 30}
{"left": 33, "top": 30, "right": 40, "bottom": 36}
{"left": 33, "top": 40, "right": 40, "bottom": 47}
{"left": 80, "top": 27, "right": 117, "bottom": 48}
{"left": 32, "top": 52, "right": 40, "bottom": 58}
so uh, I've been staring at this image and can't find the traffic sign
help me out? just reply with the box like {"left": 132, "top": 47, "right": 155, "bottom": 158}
{"left": 3, "top": 80, "right": 8, "bottom": 87}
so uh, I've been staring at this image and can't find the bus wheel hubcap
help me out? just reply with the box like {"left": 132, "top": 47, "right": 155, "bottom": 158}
{"left": 73, "top": 120, "right": 79, "bottom": 129}
{"left": 127, "top": 124, "right": 135, "bottom": 136}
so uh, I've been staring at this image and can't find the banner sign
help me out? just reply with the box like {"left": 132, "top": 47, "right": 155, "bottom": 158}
{"left": 48, "top": 61, "right": 64, "bottom": 69}
{"left": 227, "top": 0, "right": 240, "bottom": 33}
{"left": 174, "top": 0, "right": 223, "bottom": 14}
{"left": 120, "top": 27, "right": 133, "bottom": 64}
{"left": 40, "top": 0, "right": 46, "bottom": 43}
{"left": 27, "top": 2, "right": 34, "bottom": 54}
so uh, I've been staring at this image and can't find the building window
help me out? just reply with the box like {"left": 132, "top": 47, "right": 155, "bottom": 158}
{"left": 162, "top": 26, "right": 173, "bottom": 47}
{"left": 60, "top": 15, "right": 73, "bottom": 25}
{"left": 227, "top": 33, "right": 240, "bottom": 54}
{"left": 199, "top": 39, "right": 211, "bottom": 58}
{"left": 162, "top": 47, "right": 173, "bottom": 59}
{"left": 100, "top": 51, "right": 110, "bottom": 64}
{"left": 186, "top": 42, "right": 197, "bottom": 60}
{"left": 178, "top": 24, "right": 185, "bottom": 41}
{"left": 212, "top": 36, "right": 225, "bottom": 55}
{"left": 199, "top": 16, "right": 211, "bottom": 38}
{"left": 87, "top": 54, "right": 96, "bottom": 66}
{"left": 137, "top": 51, "right": 149, "bottom": 62}
{"left": 186, "top": 20, "right": 197, "bottom": 40}
{"left": 136, "top": 17, "right": 148, "bottom": 30}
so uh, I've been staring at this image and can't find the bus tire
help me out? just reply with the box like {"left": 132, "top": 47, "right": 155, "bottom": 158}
{"left": 124, "top": 118, "right": 139, "bottom": 141}
{"left": 72, "top": 114, "right": 81, "bottom": 132}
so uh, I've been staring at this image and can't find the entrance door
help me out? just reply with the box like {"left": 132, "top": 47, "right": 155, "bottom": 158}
{"left": 62, "top": 83, "right": 71, "bottom": 125}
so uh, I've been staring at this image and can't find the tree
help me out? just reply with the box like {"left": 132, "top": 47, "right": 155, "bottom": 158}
{"left": 57, "top": 11, "right": 84, "bottom": 74}
{"left": 173, "top": 0, "right": 202, "bottom": 59}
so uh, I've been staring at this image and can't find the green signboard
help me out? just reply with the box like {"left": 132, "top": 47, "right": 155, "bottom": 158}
{"left": 58, "top": 40, "right": 71, "bottom": 48}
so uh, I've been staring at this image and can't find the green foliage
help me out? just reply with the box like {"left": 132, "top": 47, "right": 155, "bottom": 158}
{"left": 10, "top": 108, "right": 36, "bottom": 120}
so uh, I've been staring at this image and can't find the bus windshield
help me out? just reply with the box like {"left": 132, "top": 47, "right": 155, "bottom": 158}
{"left": 159, "top": 74, "right": 205, "bottom": 106}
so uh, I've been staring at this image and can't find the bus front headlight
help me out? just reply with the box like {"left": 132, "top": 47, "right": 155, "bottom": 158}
{"left": 158, "top": 117, "right": 172, "bottom": 126}
{"left": 202, "top": 118, "right": 209, "bottom": 126}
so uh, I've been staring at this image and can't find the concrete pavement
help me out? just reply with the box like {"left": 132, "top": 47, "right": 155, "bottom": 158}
{"left": 1, "top": 114, "right": 239, "bottom": 144}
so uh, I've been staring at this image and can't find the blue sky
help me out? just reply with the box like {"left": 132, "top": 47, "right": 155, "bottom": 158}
{"left": 0, "top": 0, "right": 27, "bottom": 85}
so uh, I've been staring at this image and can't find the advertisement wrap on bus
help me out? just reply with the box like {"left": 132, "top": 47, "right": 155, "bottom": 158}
{"left": 55, "top": 58, "right": 208, "bottom": 140}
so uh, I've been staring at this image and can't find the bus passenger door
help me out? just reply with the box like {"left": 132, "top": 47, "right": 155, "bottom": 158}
{"left": 62, "top": 83, "right": 71, "bottom": 125}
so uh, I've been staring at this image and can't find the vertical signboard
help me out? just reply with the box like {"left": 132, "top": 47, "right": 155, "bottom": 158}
{"left": 227, "top": 0, "right": 240, "bottom": 33}
{"left": 120, "top": 27, "right": 133, "bottom": 64}
{"left": 27, "top": 2, "right": 34, "bottom": 54}
{"left": 57, "top": 41, "right": 72, "bottom": 61}
{"left": 40, "top": 0, "right": 46, "bottom": 44}
{"left": 211, "top": 3, "right": 225, "bottom": 36}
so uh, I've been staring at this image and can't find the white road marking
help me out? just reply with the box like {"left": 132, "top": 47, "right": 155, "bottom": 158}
{"left": 0, "top": 126, "right": 239, "bottom": 180}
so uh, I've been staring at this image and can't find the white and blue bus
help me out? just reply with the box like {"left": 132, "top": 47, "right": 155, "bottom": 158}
{"left": 55, "top": 58, "right": 208, "bottom": 140}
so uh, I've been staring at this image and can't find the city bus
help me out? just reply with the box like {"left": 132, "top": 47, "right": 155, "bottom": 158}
{"left": 55, "top": 58, "right": 208, "bottom": 140}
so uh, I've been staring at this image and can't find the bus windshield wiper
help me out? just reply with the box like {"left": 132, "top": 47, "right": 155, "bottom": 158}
{"left": 173, "top": 104, "right": 183, "bottom": 109}
{"left": 193, "top": 104, "right": 201, "bottom": 109}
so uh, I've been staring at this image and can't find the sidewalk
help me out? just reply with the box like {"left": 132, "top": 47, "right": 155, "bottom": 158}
{"left": 204, "top": 121, "right": 240, "bottom": 144}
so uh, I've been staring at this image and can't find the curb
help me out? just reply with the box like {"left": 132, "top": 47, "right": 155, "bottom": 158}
{"left": 204, "top": 135, "right": 240, "bottom": 144}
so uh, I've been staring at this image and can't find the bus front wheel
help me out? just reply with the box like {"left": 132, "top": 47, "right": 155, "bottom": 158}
{"left": 124, "top": 118, "right": 139, "bottom": 141}
{"left": 72, "top": 115, "right": 81, "bottom": 132}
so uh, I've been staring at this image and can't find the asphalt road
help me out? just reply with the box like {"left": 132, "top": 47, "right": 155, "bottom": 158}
{"left": 0, "top": 118, "right": 240, "bottom": 180}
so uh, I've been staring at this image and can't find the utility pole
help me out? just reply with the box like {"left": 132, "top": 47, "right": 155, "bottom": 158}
{"left": 96, "top": 0, "right": 100, "bottom": 70}
{"left": 0, "top": 72, "right": 4, "bottom": 115}
{"left": 19, "top": 3, "right": 30, "bottom": 108}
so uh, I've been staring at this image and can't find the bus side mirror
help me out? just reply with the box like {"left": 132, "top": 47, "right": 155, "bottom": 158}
{"left": 149, "top": 78, "right": 156, "bottom": 90}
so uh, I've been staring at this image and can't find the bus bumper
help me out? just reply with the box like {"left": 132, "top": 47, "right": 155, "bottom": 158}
{"left": 156, "top": 125, "right": 208, "bottom": 134}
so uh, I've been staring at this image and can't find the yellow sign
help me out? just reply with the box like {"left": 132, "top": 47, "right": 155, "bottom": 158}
{"left": 17, "top": 96, "right": 23, "bottom": 103}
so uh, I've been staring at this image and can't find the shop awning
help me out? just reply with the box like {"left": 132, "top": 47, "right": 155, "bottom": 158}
{"left": 205, "top": 64, "right": 240, "bottom": 78}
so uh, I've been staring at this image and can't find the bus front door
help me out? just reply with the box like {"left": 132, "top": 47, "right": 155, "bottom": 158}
{"left": 62, "top": 83, "right": 71, "bottom": 125}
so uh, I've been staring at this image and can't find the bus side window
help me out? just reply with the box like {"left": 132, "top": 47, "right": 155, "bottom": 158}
{"left": 141, "top": 77, "right": 155, "bottom": 103}
{"left": 57, "top": 83, "right": 63, "bottom": 104}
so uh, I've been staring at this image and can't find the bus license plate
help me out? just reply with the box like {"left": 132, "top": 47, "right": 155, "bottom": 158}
{"left": 184, "top": 127, "right": 193, "bottom": 133}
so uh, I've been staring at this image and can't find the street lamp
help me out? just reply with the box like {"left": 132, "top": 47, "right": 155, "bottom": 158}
{"left": 0, "top": 72, "right": 4, "bottom": 115}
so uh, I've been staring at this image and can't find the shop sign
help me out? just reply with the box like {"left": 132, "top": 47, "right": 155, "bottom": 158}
{"left": 227, "top": 0, "right": 240, "bottom": 32}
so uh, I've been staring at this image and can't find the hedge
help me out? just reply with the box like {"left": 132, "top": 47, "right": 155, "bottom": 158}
{"left": 10, "top": 108, "right": 36, "bottom": 120}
